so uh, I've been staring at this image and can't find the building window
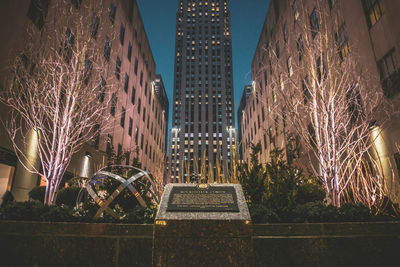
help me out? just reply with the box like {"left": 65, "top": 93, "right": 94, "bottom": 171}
{"left": 283, "top": 23, "right": 288, "bottom": 43}
{"left": 134, "top": 58, "right": 138, "bottom": 75}
{"left": 264, "top": 133, "right": 267, "bottom": 150}
{"left": 131, "top": 86, "right": 136, "bottom": 104}
{"left": 62, "top": 28, "right": 75, "bottom": 62}
{"left": 104, "top": 36, "right": 111, "bottom": 61}
{"left": 328, "top": 0, "right": 336, "bottom": 9}
{"left": 347, "top": 85, "right": 363, "bottom": 122}
{"left": 135, "top": 127, "right": 139, "bottom": 144}
{"left": 287, "top": 57, "right": 293, "bottom": 77}
{"left": 27, "top": 0, "right": 49, "bottom": 30}
{"left": 275, "top": 41, "right": 280, "bottom": 58}
{"left": 127, "top": 43, "right": 132, "bottom": 61}
{"left": 90, "top": 12, "right": 100, "bottom": 39}
{"left": 126, "top": 152, "right": 130, "bottom": 165}
{"left": 110, "top": 93, "right": 117, "bottom": 116}
{"left": 310, "top": 8, "right": 319, "bottom": 38}
{"left": 297, "top": 35, "right": 304, "bottom": 61}
{"left": 128, "top": 118, "right": 133, "bottom": 137}
{"left": 140, "top": 71, "right": 143, "bottom": 86}
{"left": 272, "top": 86, "right": 277, "bottom": 103}
{"left": 84, "top": 55, "right": 92, "bottom": 85}
{"left": 316, "top": 53, "right": 327, "bottom": 82}
{"left": 98, "top": 77, "right": 106, "bottom": 103}
{"left": 93, "top": 124, "right": 100, "bottom": 149}
{"left": 394, "top": 153, "right": 400, "bottom": 177}
{"left": 109, "top": 2, "right": 117, "bottom": 24}
{"left": 120, "top": 24, "right": 125, "bottom": 44}
{"left": 302, "top": 75, "right": 311, "bottom": 103}
{"left": 262, "top": 107, "right": 265, "bottom": 121}
{"left": 115, "top": 56, "right": 121, "bottom": 79}
{"left": 117, "top": 144, "right": 122, "bottom": 158}
{"left": 120, "top": 107, "right": 126, "bottom": 128}
{"left": 71, "top": 0, "right": 82, "bottom": 9}
{"left": 138, "top": 98, "right": 141, "bottom": 114}
{"left": 124, "top": 73, "right": 129, "bottom": 93}
{"left": 106, "top": 135, "right": 113, "bottom": 157}
{"left": 336, "top": 24, "right": 350, "bottom": 61}
{"left": 140, "top": 134, "right": 144, "bottom": 149}
{"left": 143, "top": 107, "right": 146, "bottom": 122}
{"left": 292, "top": 0, "right": 299, "bottom": 21}
{"left": 377, "top": 48, "right": 400, "bottom": 98}
{"left": 362, "top": 0, "right": 384, "bottom": 28}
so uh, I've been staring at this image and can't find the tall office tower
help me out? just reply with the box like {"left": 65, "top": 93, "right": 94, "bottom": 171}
{"left": 169, "top": 0, "right": 235, "bottom": 183}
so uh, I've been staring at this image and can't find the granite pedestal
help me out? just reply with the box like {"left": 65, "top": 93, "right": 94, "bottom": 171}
{"left": 152, "top": 183, "right": 252, "bottom": 267}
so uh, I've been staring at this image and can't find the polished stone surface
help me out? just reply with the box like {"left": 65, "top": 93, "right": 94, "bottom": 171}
{"left": 156, "top": 183, "right": 251, "bottom": 221}
{"left": 153, "top": 183, "right": 253, "bottom": 266}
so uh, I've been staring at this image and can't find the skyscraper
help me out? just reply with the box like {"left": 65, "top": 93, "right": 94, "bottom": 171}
{"left": 169, "top": 0, "right": 235, "bottom": 183}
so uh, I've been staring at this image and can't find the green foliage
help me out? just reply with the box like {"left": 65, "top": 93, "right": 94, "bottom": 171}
{"left": 0, "top": 201, "right": 52, "bottom": 221}
{"left": 238, "top": 144, "right": 395, "bottom": 223}
{"left": 248, "top": 204, "right": 280, "bottom": 223}
{"left": 1, "top": 191, "right": 14, "bottom": 207}
{"left": 238, "top": 144, "right": 324, "bottom": 208}
{"left": 264, "top": 148, "right": 325, "bottom": 210}
{"left": 66, "top": 177, "right": 88, "bottom": 188}
{"left": 125, "top": 206, "right": 157, "bottom": 224}
{"left": 28, "top": 186, "right": 45, "bottom": 202}
{"left": 238, "top": 143, "right": 267, "bottom": 204}
{"left": 55, "top": 187, "right": 81, "bottom": 207}
{"left": 0, "top": 200, "right": 156, "bottom": 224}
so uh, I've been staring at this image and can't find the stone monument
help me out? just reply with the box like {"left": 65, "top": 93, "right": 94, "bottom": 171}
{"left": 152, "top": 183, "right": 252, "bottom": 266}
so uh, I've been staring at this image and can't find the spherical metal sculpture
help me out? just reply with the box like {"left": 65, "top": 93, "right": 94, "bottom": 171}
{"left": 81, "top": 165, "right": 160, "bottom": 220}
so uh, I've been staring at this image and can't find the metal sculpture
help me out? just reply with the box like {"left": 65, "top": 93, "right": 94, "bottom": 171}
{"left": 81, "top": 165, "right": 160, "bottom": 220}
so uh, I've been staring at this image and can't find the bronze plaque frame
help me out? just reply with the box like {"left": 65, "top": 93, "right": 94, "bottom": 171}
{"left": 166, "top": 185, "right": 239, "bottom": 212}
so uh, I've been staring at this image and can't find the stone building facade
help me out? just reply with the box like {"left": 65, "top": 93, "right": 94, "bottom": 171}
{"left": 238, "top": 0, "right": 400, "bottom": 202}
{"left": 0, "top": 0, "right": 168, "bottom": 201}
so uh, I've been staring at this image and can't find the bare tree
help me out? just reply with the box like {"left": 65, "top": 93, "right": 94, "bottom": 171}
{"left": 0, "top": 0, "right": 117, "bottom": 204}
{"left": 257, "top": 3, "right": 389, "bottom": 207}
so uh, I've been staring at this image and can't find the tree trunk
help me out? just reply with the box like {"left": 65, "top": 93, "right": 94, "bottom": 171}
{"left": 44, "top": 178, "right": 57, "bottom": 205}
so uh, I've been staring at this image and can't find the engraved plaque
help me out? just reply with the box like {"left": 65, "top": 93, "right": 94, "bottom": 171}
{"left": 166, "top": 185, "right": 239, "bottom": 212}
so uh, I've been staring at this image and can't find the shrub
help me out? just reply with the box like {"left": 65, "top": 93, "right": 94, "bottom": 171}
{"left": 0, "top": 201, "right": 47, "bottom": 221}
{"left": 249, "top": 204, "right": 280, "bottom": 223}
{"left": 238, "top": 143, "right": 267, "bottom": 205}
{"left": 1, "top": 191, "right": 14, "bottom": 207}
{"left": 338, "top": 203, "right": 372, "bottom": 222}
{"left": 40, "top": 205, "right": 74, "bottom": 222}
{"left": 55, "top": 187, "right": 81, "bottom": 207}
{"left": 125, "top": 206, "right": 157, "bottom": 224}
{"left": 28, "top": 186, "right": 45, "bottom": 202}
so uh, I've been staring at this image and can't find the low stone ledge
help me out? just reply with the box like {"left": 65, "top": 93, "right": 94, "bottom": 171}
{"left": 253, "top": 221, "right": 400, "bottom": 237}
{"left": 1, "top": 220, "right": 399, "bottom": 266}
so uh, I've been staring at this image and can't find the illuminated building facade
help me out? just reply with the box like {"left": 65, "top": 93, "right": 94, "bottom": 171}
{"left": 0, "top": 0, "right": 168, "bottom": 202}
{"left": 238, "top": 0, "right": 400, "bottom": 202}
{"left": 169, "top": 0, "right": 235, "bottom": 182}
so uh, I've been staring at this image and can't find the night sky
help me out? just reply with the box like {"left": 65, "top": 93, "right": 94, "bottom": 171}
{"left": 137, "top": 0, "right": 271, "bottom": 135}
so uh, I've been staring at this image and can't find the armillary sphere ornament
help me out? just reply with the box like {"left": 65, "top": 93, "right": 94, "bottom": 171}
{"left": 84, "top": 165, "right": 160, "bottom": 220}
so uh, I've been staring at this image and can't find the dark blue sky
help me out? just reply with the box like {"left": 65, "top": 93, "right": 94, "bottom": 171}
{"left": 137, "top": 0, "right": 270, "bottom": 131}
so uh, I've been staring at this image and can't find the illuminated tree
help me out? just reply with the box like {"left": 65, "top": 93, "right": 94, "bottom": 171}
{"left": 1, "top": 0, "right": 116, "bottom": 205}
{"left": 257, "top": 3, "right": 389, "bottom": 207}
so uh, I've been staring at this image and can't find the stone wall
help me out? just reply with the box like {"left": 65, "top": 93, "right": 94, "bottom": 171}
{"left": 1, "top": 221, "right": 399, "bottom": 266}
